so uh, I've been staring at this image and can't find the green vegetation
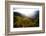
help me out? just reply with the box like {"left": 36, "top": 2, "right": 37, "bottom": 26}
{"left": 14, "top": 16, "right": 39, "bottom": 27}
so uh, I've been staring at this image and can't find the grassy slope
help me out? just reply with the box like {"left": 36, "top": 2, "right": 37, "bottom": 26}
{"left": 14, "top": 16, "right": 39, "bottom": 27}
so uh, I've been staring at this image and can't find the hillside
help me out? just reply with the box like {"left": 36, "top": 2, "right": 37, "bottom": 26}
{"left": 13, "top": 11, "right": 39, "bottom": 27}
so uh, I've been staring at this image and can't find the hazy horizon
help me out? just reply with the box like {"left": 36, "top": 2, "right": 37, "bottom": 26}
{"left": 13, "top": 8, "right": 39, "bottom": 19}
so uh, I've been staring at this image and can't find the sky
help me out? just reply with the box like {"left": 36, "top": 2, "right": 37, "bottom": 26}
{"left": 14, "top": 8, "right": 39, "bottom": 18}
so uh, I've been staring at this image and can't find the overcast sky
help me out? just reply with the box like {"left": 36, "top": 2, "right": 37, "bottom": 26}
{"left": 14, "top": 8, "right": 39, "bottom": 18}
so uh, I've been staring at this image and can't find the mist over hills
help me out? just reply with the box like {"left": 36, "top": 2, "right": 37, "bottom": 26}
{"left": 13, "top": 10, "right": 39, "bottom": 27}
{"left": 14, "top": 10, "right": 39, "bottom": 19}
